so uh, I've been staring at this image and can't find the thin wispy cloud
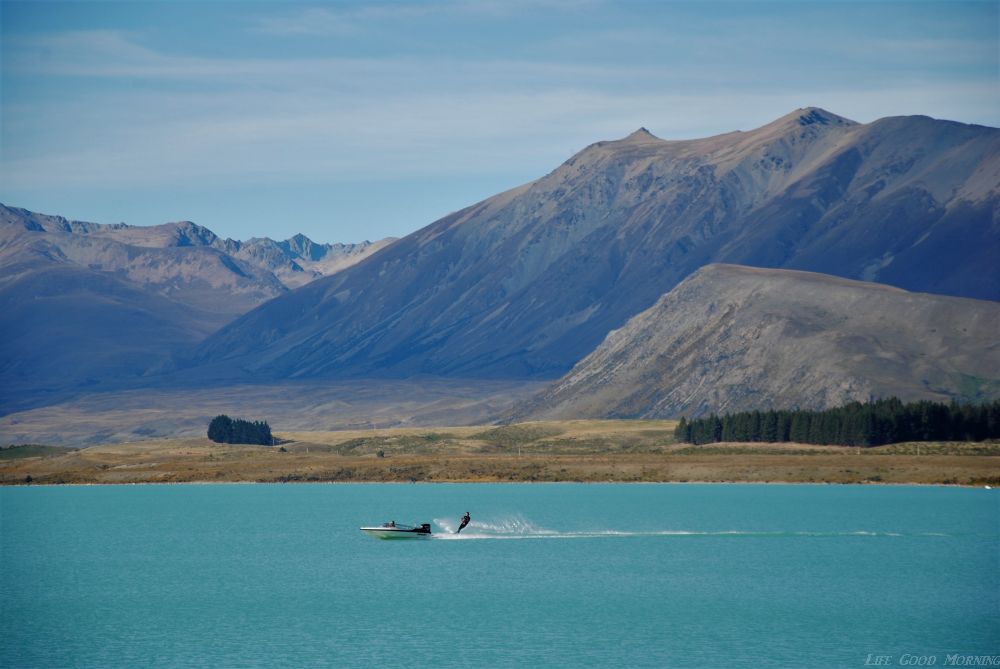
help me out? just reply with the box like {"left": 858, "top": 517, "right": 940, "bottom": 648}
{"left": 249, "top": 7, "right": 361, "bottom": 36}
{"left": 1, "top": 1, "right": 996, "bottom": 242}
{"left": 5, "top": 29, "right": 650, "bottom": 85}
{"left": 249, "top": 0, "right": 601, "bottom": 36}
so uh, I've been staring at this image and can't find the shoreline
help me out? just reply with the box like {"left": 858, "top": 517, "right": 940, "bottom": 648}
{"left": 2, "top": 479, "right": 992, "bottom": 488}
{"left": 3, "top": 429, "right": 997, "bottom": 488}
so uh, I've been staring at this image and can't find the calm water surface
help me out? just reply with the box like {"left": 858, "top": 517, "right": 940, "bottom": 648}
{"left": 2, "top": 483, "right": 997, "bottom": 668}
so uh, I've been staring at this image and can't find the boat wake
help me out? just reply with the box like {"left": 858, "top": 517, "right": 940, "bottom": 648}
{"left": 431, "top": 516, "right": 938, "bottom": 540}
{"left": 433, "top": 515, "right": 556, "bottom": 539}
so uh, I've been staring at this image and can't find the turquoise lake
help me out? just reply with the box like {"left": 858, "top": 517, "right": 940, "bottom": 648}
{"left": 2, "top": 483, "right": 997, "bottom": 668}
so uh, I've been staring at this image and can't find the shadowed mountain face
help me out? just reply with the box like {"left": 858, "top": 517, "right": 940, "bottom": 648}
{"left": 194, "top": 109, "right": 1000, "bottom": 381}
{"left": 511, "top": 264, "right": 1000, "bottom": 420}
{"left": 0, "top": 204, "right": 394, "bottom": 412}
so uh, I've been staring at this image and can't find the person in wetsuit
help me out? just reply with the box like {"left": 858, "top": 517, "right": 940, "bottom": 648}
{"left": 457, "top": 512, "right": 471, "bottom": 534}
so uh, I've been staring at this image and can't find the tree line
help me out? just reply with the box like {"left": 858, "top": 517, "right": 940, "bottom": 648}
{"left": 207, "top": 415, "right": 274, "bottom": 446}
{"left": 674, "top": 398, "right": 1000, "bottom": 447}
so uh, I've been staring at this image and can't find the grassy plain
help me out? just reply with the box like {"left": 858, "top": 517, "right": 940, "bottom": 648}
{"left": 0, "top": 378, "right": 545, "bottom": 447}
{"left": 2, "top": 420, "right": 998, "bottom": 486}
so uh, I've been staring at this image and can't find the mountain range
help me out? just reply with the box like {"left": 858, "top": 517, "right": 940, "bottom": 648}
{"left": 0, "top": 204, "right": 393, "bottom": 411}
{"left": 192, "top": 108, "right": 1000, "bottom": 383}
{"left": 511, "top": 264, "right": 1000, "bottom": 420}
{"left": 3, "top": 107, "right": 999, "bottom": 432}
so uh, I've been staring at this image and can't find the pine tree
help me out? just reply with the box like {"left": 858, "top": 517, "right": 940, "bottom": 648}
{"left": 208, "top": 415, "right": 233, "bottom": 443}
{"left": 207, "top": 415, "right": 273, "bottom": 445}
{"left": 678, "top": 397, "right": 1000, "bottom": 447}
{"left": 675, "top": 417, "right": 689, "bottom": 442}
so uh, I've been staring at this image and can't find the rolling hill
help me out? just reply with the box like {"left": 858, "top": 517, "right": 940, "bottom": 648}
{"left": 511, "top": 264, "right": 1000, "bottom": 420}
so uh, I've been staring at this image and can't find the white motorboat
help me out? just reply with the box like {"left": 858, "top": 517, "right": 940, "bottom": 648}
{"left": 360, "top": 522, "right": 432, "bottom": 539}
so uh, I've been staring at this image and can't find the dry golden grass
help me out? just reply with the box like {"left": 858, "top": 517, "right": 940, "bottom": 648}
{"left": 0, "top": 378, "right": 545, "bottom": 447}
{"left": 2, "top": 421, "right": 998, "bottom": 486}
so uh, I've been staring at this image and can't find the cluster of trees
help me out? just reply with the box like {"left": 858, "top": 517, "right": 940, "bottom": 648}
{"left": 675, "top": 398, "right": 1000, "bottom": 447}
{"left": 207, "top": 415, "right": 274, "bottom": 446}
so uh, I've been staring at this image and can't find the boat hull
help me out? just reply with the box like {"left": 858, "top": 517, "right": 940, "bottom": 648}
{"left": 360, "top": 527, "right": 431, "bottom": 540}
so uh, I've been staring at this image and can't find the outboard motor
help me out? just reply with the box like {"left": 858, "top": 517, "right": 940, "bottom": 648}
{"left": 419, "top": 523, "right": 432, "bottom": 534}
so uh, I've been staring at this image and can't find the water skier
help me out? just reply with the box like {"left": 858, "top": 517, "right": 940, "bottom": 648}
{"left": 456, "top": 512, "right": 471, "bottom": 534}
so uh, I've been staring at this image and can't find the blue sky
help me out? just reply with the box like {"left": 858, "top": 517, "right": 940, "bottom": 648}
{"left": 2, "top": 1, "right": 997, "bottom": 243}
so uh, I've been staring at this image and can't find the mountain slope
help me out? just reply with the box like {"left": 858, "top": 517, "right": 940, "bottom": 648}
{"left": 194, "top": 109, "right": 1000, "bottom": 381}
{"left": 511, "top": 265, "right": 1000, "bottom": 420}
{"left": 0, "top": 261, "right": 216, "bottom": 410}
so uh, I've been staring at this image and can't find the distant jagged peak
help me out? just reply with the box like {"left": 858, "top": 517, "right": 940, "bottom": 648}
{"left": 238, "top": 236, "right": 279, "bottom": 247}
{"left": 279, "top": 232, "right": 329, "bottom": 261}
{"left": 0, "top": 202, "right": 127, "bottom": 235}
{"left": 165, "top": 220, "right": 219, "bottom": 247}
{"left": 286, "top": 232, "right": 314, "bottom": 246}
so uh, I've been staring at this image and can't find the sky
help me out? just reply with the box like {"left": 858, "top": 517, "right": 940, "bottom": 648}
{"left": 1, "top": 1, "right": 997, "bottom": 243}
